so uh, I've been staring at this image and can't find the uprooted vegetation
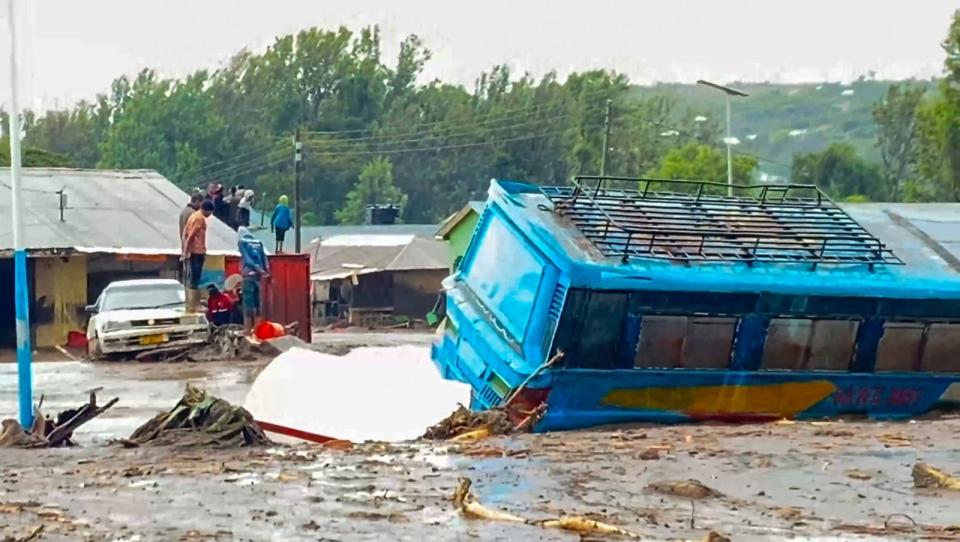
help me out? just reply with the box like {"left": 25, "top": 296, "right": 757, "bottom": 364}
{"left": 121, "top": 384, "right": 270, "bottom": 448}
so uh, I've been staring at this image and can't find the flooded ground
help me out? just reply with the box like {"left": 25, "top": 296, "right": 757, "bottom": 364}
{"left": 2, "top": 336, "right": 960, "bottom": 540}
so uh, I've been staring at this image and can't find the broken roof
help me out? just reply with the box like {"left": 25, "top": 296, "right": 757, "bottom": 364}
{"left": 0, "top": 168, "right": 239, "bottom": 255}
{"left": 309, "top": 234, "right": 448, "bottom": 281}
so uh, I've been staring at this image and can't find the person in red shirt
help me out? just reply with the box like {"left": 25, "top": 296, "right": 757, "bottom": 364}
{"left": 206, "top": 284, "right": 239, "bottom": 326}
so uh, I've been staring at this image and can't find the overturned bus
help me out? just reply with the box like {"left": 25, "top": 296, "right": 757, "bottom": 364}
{"left": 431, "top": 176, "right": 960, "bottom": 431}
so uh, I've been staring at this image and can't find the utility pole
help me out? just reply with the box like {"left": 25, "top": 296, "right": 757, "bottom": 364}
{"left": 294, "top": 128, "right": 303, "bottom": 253}
{"left": 725, "top": 95, "right": 733, "bottom": 197}
{"left": 599, "top": 99, "right": 612, "bottom": 176}
{"left": 7, "top": 0, "right": 33, "bottom": 428}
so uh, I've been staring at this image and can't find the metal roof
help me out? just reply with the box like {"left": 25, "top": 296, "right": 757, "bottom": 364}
{"left": 250, "top": 223, "right": 437, "bottom": 248}
{"left": 309, "top": 235, "right": 448, "bottom": 281}
{"left": 0, "top": 168, "right": 239, "bottom": 255}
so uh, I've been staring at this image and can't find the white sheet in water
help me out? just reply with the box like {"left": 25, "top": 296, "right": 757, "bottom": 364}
{"left": 243, "top": 345, "right": 471, "bottom": 443}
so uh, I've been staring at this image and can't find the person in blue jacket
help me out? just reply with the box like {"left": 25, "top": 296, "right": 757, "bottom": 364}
{"left": 271, "top": 195, "right": 294, "bottom": 253}
{"left": 237, "top": 226, "right": 270, "bottom": 334}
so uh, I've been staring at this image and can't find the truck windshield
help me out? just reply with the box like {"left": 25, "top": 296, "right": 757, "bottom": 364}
{"left": 102, "top": 284, "right": 185, "bottom": 311}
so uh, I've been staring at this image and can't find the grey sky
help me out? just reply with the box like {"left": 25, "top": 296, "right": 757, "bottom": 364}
{"left": 2, "top": 0, "right": 957, "bottom": 111}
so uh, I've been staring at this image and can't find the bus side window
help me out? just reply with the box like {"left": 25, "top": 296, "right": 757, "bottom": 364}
{"left": 875, "top": 322, "right": 923, "bottom": 371}
{"left": 635, "top": 315, "right": 735, "bottom": 369}
{"left": 762, "top": 318, "right": 858, "bottom": 371}
{"left": 921, "top": 323, "right": 960, "bottom": 373}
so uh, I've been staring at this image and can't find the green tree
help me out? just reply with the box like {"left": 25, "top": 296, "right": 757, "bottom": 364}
{"left": 914, "top": 9, "right": 960, "bottom": 201}
{"left": 873, "top": 83, "right": 925, "bottom": 200}
{"left": 791, "top": 143, "right": 886, "bottom": 201}
{"left": 0, "top": 136, "right": 73, "bottom": 167}
{"left": 650, "top": 143, "right": 757, "bottom": 191}
{"left": 336, "top": 157, "right": 407, "bottom": 224}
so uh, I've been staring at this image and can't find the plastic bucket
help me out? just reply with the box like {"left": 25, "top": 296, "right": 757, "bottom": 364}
{"left": 255, "top": 321, "right": 286, "bottom": 341}
{"left": 67, "top": 330, "right": 88, "bottom": 348}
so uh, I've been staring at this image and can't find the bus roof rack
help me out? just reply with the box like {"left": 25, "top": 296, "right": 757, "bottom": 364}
{"left": 540, "top": 175, "right": 903, "bottom": 270}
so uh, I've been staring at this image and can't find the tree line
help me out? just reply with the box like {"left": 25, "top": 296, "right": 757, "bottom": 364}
{"left": 2, "top": 10, "right": 960, "bottom": 223}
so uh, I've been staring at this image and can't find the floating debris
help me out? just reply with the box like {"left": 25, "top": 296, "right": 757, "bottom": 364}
{"left": 123, "top": 385, "right": 269, "bottom": 448}
{"left": 0, "top": 390, "right": 118, "bottom": 448}
{"left": 912, "top": 463, "right": 960, "bottom": 490}
{"left": 647, "top": 479, "right": 723, "bottom": 500}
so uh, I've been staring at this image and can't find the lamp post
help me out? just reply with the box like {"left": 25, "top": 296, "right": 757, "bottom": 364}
{"left": 696, "top": 80, "right": 749, "bottom": 197}
{"left": 6, "top": 0, "right": 33, "bottom": 428}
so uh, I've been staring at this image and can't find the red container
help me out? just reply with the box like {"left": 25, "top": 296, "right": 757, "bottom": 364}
{"left": 255, "top": 321, "right": 286, "bottom": 341}
{"left": 67, "top": 330, "right": 88, "bottom": 348}
{"left": 225, "top": 253, "right": 312, "bottom": 342}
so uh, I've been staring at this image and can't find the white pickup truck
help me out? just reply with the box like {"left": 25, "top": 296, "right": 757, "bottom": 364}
{"left": 85, "top": 279, "right": 210, "bottom": 359}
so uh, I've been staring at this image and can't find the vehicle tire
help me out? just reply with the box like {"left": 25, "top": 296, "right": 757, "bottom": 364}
{"left": 87, "top": 336, "right": 103, "bottom": 360}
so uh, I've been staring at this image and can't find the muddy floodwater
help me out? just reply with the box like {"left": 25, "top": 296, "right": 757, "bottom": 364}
{"left": 2, "top": 343, "right": 960, "bottom": 541}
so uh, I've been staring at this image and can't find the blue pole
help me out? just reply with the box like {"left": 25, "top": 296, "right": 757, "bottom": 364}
{"left": 7, "top": 0, "right": 33, "bottom": 428}
{"left": 14, "top": 250, "right": 32, "bottom": 428}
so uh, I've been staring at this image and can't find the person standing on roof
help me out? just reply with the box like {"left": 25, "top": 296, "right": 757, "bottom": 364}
{"left": 237, "top": 189, "right": 255, "bottom": 228}
{"left": 182, "top": 200, "right": 215, "bottom": 312}
{"left": 271, "top": 194, "right": 293, "bottom": 253}
{"left": 207, "top": 182, "right": 231, "bottom": 226}
{"left": 238, "top": 226, "right": 270, "bottom": 334}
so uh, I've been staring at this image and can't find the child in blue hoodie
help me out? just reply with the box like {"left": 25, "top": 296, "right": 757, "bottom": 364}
{"left": 270, "top": 195, "right": 294, "bottom": 253}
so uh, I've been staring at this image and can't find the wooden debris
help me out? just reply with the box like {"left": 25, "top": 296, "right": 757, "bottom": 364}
{"left": 452, "top": 477, "right": 639, "bottom": 536}
{"left": 452, "top": 477, "right": 729, "bottom": 541}
{"left": 647, "top": 479, "right": 723, "bottom": 500}
{"left": 913, "top": 463, "right": 960, "bottom": 490}
{"left": 845, "top": 468, "right": 875, "bottom": 480}
{"left": 0, "top": 390, "right": 118, "bottom": 448}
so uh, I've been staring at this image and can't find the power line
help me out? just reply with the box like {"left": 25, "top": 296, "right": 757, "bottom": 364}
{"left": 302, "top": 86, "right": 619, "bottom": 137}
{"left": 304, "top": 106, "right": 587, "bottom": 147}
{"left": 198, "top": 144, "right": 292, "bottom": 181}
{"left": 306, "top": 125, "right": 597, "bottom": 158}
{"left": 303, "top": 113, "right": 577, "bottom": 152}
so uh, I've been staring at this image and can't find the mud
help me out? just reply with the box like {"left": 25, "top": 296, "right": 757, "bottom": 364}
{"left": 2, "top": 339, "right": 960, "bottom": 540}
{"left": 1, "top": 416, "right": 959, "bottom": 541}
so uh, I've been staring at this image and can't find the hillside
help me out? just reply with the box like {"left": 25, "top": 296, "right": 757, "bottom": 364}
{"left": 630, "top": 79, "right": 938, "bottom": 179}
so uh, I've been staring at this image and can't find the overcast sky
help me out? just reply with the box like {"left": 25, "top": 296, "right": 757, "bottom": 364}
{"left": 1, "top": 0, "right": 957, "bottom": 111}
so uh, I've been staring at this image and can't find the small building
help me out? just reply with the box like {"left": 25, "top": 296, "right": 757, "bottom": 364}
{"left": 0, "top": 168, "right": 238, "bottom": 349}
{"left": 435, "top": 201, "right": 485, "bottom": 271}
{"left": 309, "top": 234, "right": 448, "bottom": 326}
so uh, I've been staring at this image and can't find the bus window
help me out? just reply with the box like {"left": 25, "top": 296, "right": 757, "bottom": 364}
{"left": 921, "top": 323, "right": 960, "bottom": 373}
{"left": 635, "top": 316, "right": 686, "bottom": 368}
{"left": 635, "top": 316, "right": 736, "bottom": 369}
{"left": 555, "top": 290, "right": 628, "bottom": 369}
{"left": 875, "top": 322, "right": 923, "bottom": 371}
{"left": 762, "top": 319, "right": 858, "bottom": 371}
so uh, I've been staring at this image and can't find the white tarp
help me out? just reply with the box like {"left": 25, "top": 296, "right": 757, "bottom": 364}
{"left": 244, "top": 345, "right": 471, "bottom": 443}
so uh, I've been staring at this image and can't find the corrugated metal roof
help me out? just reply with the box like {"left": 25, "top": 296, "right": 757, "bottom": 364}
{"left": 0, "top": 168, "right": 239, "bottom": 255}
{"left": 309, "top": 235, "right": 447, "bottom": 281}
{"left": 250, "top": 222, "right": 437, "bottom": 248}
{"left": 841, "top": 202, "right": 960, "bottom": 275}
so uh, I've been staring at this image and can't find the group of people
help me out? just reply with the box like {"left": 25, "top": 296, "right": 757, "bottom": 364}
{"left": 195, "top": 182, "right": 295, "bottom": 254}
{"left": 178, "top": 186, "right": 272, "bottom": 335}
{"left": 205, "top": 183, "right": 256, "bottom": 231}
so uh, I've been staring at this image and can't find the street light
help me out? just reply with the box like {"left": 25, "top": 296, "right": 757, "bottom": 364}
{"left": 696, "top": 80, "right": 749, "bottom": 197}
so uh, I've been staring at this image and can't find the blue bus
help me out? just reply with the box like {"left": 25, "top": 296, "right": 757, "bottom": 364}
{"left": 431, "top": 176, "right": 960, "bottom": 431}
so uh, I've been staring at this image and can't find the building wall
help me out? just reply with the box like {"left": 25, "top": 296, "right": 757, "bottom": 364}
{"left": 33, "top": 255, "right": 87, "bottom": 348}
{"left": 393, "top": 269, "right": 447, "bottom": 320}
{"left": 446, "top": 211, "right": 480, "bottom": 271}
